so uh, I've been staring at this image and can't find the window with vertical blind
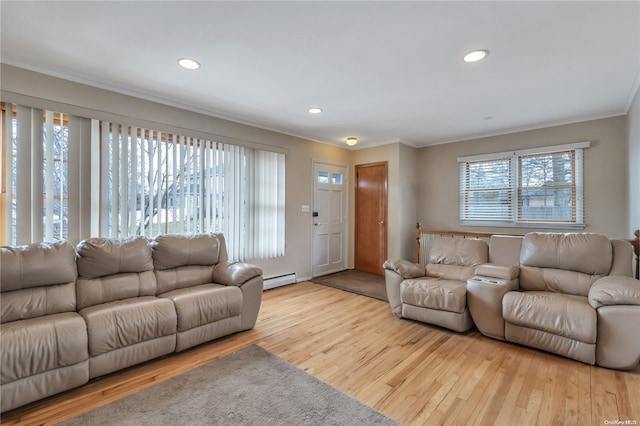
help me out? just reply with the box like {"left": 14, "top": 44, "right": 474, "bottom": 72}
{"left": 458, "top": 142, "right": 588, "bottom": 228}
{"left": 1, "top": 103, "right": 285, "bottom": 261}
{"left": 99, "top": 121, "right": 285, "bottom": 260}
{"left": 1, "top": 104, "right": 93, "bottom": 245}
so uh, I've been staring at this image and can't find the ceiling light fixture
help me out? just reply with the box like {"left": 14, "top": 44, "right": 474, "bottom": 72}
{"left": 308, "top": 107, "right": 323, "bottom": 114}
{"left": 463, "top": 49, "right": 489, "bottom": 63}
{"left": 346, "top": 137, "right": 357, "bottom": 146}
{"left": 178, "top": 58, "right": 201, "bottom": 70}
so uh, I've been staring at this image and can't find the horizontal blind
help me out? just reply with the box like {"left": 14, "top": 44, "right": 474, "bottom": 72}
{"left": 518, "top": 150, "right": 577, "bottom": 222}
{"left": 459, "top": 158, "right": 512, "bottom": 221}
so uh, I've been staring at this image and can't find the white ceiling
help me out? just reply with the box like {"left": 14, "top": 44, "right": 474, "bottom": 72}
{"left": 2, "top": 1, "right": 639, "bottom": 149}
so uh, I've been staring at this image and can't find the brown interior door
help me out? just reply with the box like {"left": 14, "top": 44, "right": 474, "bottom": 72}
{"left": 355, "top": 162, "right": 387, "bottom": 275}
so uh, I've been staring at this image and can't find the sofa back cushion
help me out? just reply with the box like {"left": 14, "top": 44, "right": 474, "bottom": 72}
{"left": 519, "top": 233, "right": 612, "bottom": 295}
{"left": 426, "top": 237, "right": 488, "bottom": 281}
{"left": 151, "top": 233, "right": 228, "bottom": 294}
{"left": 1, "top": 241, "right": 77, "bottom": 323}
{"left": 520, "top": 233, "right": 612, "bottom": 275}
{"left": 488, "top": 235, "right": 523, "bottom": 266}
{"left": 518, "top": 266, "right": 601, "bottom": 296}
{"left": 76, "top": 236, "right": 157, "bottom": 309}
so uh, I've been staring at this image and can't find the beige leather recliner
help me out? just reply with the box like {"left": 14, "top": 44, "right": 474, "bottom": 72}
{"left": 1, "top": 241, "right": 89, "bottom": 412}
{"left": 151, "top": 233, "right": 263, "bottom": 352}
{"left": 469, "top": 232, "right": 640, "bottom": 370}
{"left": 76, "top": 236, "right": 178, "bottom": 379}
{"left": 383, "top": 237, "right": 488, "bottom": 332}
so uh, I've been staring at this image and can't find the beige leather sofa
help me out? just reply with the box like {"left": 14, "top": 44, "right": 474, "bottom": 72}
{"left": 469, "top": 232, "right": 640, "bottom": 370}
{"left": 384, "top": 232, "right": 640, "bottom": 370}
{"left": 1, "top": 241, "right": 89, "bottom": 413}
{"left": 383, "top": 237, "right": 488, "bottom": 332}
{"left": 0, "top": 233, "right": 263, "bottom": 412}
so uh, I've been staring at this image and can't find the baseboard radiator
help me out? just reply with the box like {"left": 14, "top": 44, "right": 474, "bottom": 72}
{"left": 263, "top": 272, "right": 297, "bottom": 290}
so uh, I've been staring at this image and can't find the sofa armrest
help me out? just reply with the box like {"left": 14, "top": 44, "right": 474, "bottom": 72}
{"left": 213, "top": 261, "right": 263, "bottom": 286}
{"left": 588, "top": 276, "right": 640, "bottom": 308}
{"left": 382, "top": 259, "right": 426, "bottom": 279}
{"left": 475, "top": 263, "right": 519, "bottom": 280}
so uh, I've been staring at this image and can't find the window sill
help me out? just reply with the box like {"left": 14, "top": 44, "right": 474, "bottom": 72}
{"left": 460, "top": 220, "right": 586, "bottom": 230}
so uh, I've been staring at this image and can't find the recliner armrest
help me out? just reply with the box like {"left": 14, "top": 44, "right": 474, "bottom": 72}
{"left": 382, "top": 259, "right": 426, "bottom": 279}
{"left": 213, "top": 261, "right": 263, "bottom": 286}
{"left": 475, "top": 263, "right": 519, "bottom": 280}
{"left": 589, "top": 276, "right": 640, "bottom": 308}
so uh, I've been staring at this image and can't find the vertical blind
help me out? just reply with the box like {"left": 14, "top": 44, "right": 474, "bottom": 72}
{"left": 99, "top": 121, "right": 285, "bottom": 261}
{"left": 1, "top": 104, "right": 92, "bottom": 245}
{"left": 1, "top": 103, "right": 286, "bottom": 261}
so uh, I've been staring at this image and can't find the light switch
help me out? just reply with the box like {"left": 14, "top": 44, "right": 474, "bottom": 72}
{"left": 301, "top": 205, "right": 310, "bottom": 213}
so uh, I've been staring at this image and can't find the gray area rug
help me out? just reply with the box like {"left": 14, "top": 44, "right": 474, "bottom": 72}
{"left": 311, "top": 269, "right": 388, "bottom": 302}
{"left": 62, "top": 345, "right": 399, "bottom": 426}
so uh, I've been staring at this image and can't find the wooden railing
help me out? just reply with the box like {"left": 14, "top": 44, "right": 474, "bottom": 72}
{"left": 631, "top": 230, "right": 640, "bottom": 279}
{"left": 414, "top": 224, "right": 640, "bottom": 279}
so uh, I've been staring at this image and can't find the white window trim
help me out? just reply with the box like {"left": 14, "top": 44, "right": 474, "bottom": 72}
{"left": 457, "top": 141, "right": 590, "bottom": 164}
{"left": 458, "top": 141, "right": 589, "bottom": 230}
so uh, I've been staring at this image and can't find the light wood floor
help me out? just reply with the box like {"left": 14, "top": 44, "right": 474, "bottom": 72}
{"left": 3, "top": 282, "right": 639, "bottom": 425}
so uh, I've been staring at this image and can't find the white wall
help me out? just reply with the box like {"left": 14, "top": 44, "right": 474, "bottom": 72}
{"left": 416, "top": 116, "right": 630, "bottom": 239}
{"left": 351, "top": 142, "right": 418, "bottom": 262}
{"left": 398, "top": 143, "right": 418, "bottom": 259}
{"left": 627, "top": 86, "right": 640, "bottom": 238}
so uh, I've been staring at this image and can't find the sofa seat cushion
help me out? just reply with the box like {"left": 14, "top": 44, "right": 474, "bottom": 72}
{"left": 80, "top": 297, "right": 177, "bottom": 357}
{"left": 1, "top": 312, "right": 88, "bottom": 384}
{"left": 503, "top": 291, "right": 596, "bottom": 344}
{"left": 401, "top": 279, "right": 467, "bottom": 313}
{"left": 159, "top": 284, "right": 242, "bottom": 332}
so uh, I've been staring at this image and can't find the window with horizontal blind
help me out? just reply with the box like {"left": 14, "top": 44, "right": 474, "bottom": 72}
{"left": 460, "top": 158, "right": 512, "bottom": 221}
{"left": 458, "top": 142, "right": 588, "bottom": 228}
{"left": 518, "top": 150, "right": 578, "bottom": 222}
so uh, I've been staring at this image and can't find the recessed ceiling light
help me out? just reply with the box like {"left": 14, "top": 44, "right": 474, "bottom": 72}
{"left": 463, "top": 50, "right": 489, "bottom": 63}
{"left": 178, "top": 58, "right": 201, "bottom": 70}
{"left": 308, "top": 107, "right": 323, "bottom": 114}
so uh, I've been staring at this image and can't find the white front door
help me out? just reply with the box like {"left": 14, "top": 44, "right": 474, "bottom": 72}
{"left": 312, "top": 161, "right": 348, "bottom": 277}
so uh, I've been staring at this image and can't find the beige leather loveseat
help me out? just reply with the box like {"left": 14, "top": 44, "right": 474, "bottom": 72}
{"left": 0, "top": 233, "right": 263, "bottom": 412}
{"left": 469, "top": 232, "right": 640, "bottom": 370}
{"left": 384, "top": 232, "right": 640, "bottom": 370}
{"left": 383, "top": 237, "right": 489, "bottom": 332}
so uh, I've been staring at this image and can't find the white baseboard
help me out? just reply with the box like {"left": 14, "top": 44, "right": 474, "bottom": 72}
{"left": 263, "top": 273, "right": 297, "bottom": 290}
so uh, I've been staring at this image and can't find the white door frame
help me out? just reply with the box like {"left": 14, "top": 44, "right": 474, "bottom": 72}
{"left": 311, "top": 159, "right": 349, "bottom": 277}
